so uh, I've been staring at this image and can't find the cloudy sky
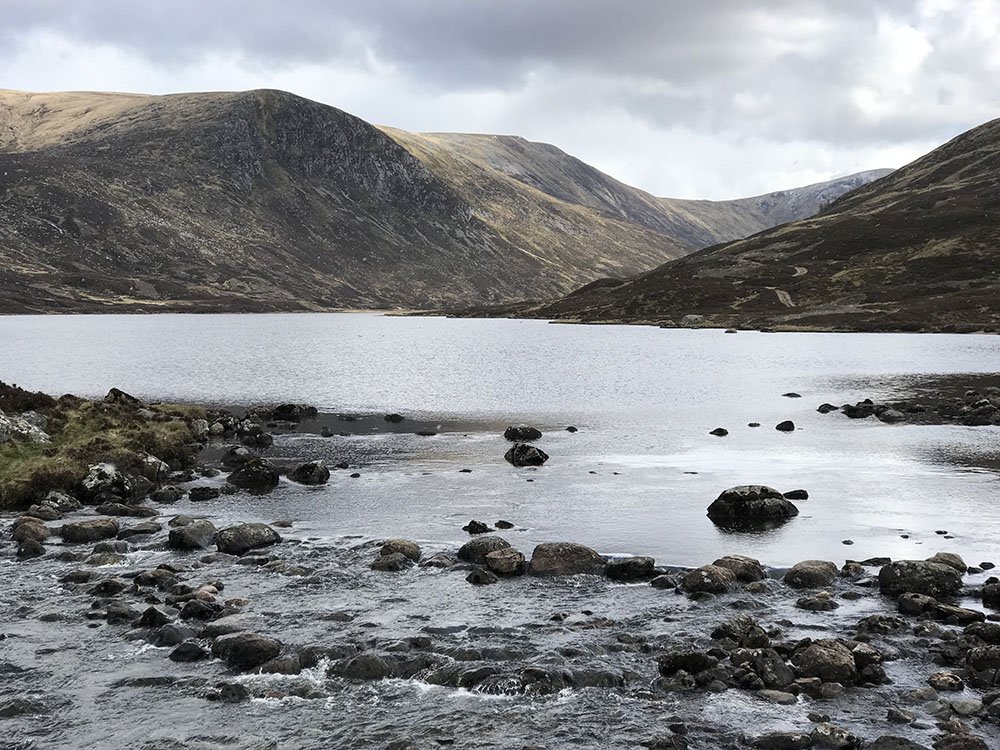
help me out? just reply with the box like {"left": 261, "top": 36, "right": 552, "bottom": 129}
{"left": 2, "top": 0, "right": 998, "bottom": 199}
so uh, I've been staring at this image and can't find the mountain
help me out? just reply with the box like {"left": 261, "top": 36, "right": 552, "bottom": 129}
{"left": 0, "top": 88, "right": 884, "bottom": 314}
{"left": 517, "top": 118, "right": 1000, "bottom": 332}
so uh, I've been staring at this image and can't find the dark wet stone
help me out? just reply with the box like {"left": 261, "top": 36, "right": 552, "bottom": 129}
{"left": 709, "top": 427, "right": 728, "bottom": 437}
{"left": 61, "top": 518, "right": 120, "bottom": 544}
{"left": 118, "top": 521, "right": 162, "bottom": 539}
{"left": 463, "top": 519, "right": 491, "bottom": 535}
{"left": 650, "top": 574, "right": 677, "bottom": 589}
{"left": 179, "top": 599, "right": 222, "bottom": 621}
{"left": 371, "top": 552, "right": 413, "bottom": 572}
{"left": 797, "top": 593, "right": 839, "bottom": 611}
{"left": 151, "top": 486, "right": 184, "bottom": 504}
{"left": 794, "top": 641, "right": 858, "bottom": 684}
{"left": 775, "top": 420, "right": 795, "bottom": 432}
{"left": 90, "top": 578, "right": 129, "bottom": 597}
{"left": 504, "top": 443, "right": 549, "bottom": 467}
{"left": 211, "top": 632, "right": 282, "bottom": 671}
{"left": 811, "top": 724, "right": 860, "bottom": 749}
{"left": 16, "top": 539, "right": 45, "bottom": 559}
{"left": 753, "top": 732, "right": 812, "bottom": 749}
{"left": 289, "top": 460, "right": 330, "bottom": 485}
{"left": 495, "top": 520, "right": 515, "bottom": 529}
{"left": 467, "top": 567, "right": 500, "bottom": 585}
{"left": 868, "top": 738, "right": 930, "bottom": 750}
{"left": 215, "top": 523, "right": 281, "bottom": 556}
{"left": 713, "top": 554, "right": 767, "bottom": 582}
{"left": 167, "top": 519, "right": 217, "bottom": 550}
{"left": 528, "top": 542, "right": 605, "bottom": 577}
{"left": 504, "top": 424, "right": 542, "bottom": 442}
{"left": 380, "top": 539, "right": 421, "bottom": 562}
{"left": 817, "top": 403, "right": 839, "bottom": 413}
{"left": 707, "top": 485, "right": 798, "bottom": 529}
{"left": 566, "top": 426, "right": 578, "bottom": 433}
{"left": 383, "top": 413, "right": 405, "bottom": 423}
{"left": 169, "top": 641, "right": 209, "bottom": 662}
{"left": 878, "top": 560, "right": 963, "bottom": 597}
{"left": 336, "top": 653, "right": 396, "bottom": 680}
{"left": 457, "top": 535, "right": 512, "bottom": 565}
{"left": 606, "top": 556, "right": 657, "bottom": 582}
{"left": 227, "top": 459, "right": 280, "bottom": 493}
{"left": 153, "top": 624, "right": 199, "bottom": 647}
{"left": 188, "top": 486, "right": 221, "bottom": 502}
{"left": 783, "top": 489, "right": 809, "bottom": 500}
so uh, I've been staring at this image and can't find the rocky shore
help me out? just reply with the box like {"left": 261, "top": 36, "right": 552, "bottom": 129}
{"left": 2, "top": 383, "right": 1000, "bottom": 749}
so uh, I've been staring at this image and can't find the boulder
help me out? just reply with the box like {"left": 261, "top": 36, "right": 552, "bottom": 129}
{"left": 60, "top": 518, "right": 120, "bottom": 544}
{"left": 12, "top": 517, "right": 50, "bottom": 543}
{"left": 794, "top": 641, "right": 858, "bottom": 684}
{"left": 503, "top": 424, "right": 542, "bottom": 442}
{"left": 927, "top": 552, "right": 967, "bottom": 573}
{"left": 713, "top": 554, "right": 767, "bottom": 582}
{"left": 167, "top": 519, "right": 218, "bottom": 550}
{"left": 784, "top": 560, "right": 838, "bottom": 589}
{"left": 0, "top": 413, "right": 50, "bottom": 444}
{"left": 462, "top": 520, "right": 491, "bottom": 535}
{"left": 681, "top": 564, "right": 736, "bottom": 594}
{"left": 211, "top": 632, "right": 282, "bottom": 671}
{"left": 983, "top": 582, "right": 1000, "bottom": 609}
{"left": 775, "top": 420, "right": 795, "bottom": 432}
{"left": 707, "top": 485, "right": 799, "bottom": 529}
{"left": 878, "top": 560, "right": 963, "bottom": 598}
{"left": 485, "top": 548, "right": 526, "bottom": 576}
{"left": 380, "top": 539, "right": 421, "bottom": 562}
{"left": 16, "top": 539, "right": 45, "bottom": 559}
{"left": 169, "top": 641, "right": 209, "bottom": 662}
{"left": 215, "top": 523, "right": 281, "bottom": 556}
{"left": 288, "top": 461, "right": 330, "bottom": 486}
{"left": 528, "top": 542, "right": 605, "bottom": 576}
{"left": 605, "top": 556, "right": 657, "bottom": 582}
{"left": 466, "top": 568, "right": 500, "bottom": 585}
{"left": 504, "top": 443, "right": 549, "bottom": 467}
{"left": 227, "top": 459, "right": 280, "bottom": 493}
{"left": 79, "top": 463, "right": 132, "bottom": 502}
{"left": 221, "top": 446, "right": 253, "bottom": 469}
{"left": 371, "top": 552, "right": 413, "bottom": 572}
{"left": 151, "top": 486, "right": 184, "bottom": 504}
{"left": 877, "top": 409, "right": 906, "bottom": 424}
{"left": 709, "top": 428, "right": 729, "bottom": 437}
{"left": 457, "top": 535, "right": 511, "bottom": 565}
{"left": 139, "top": 453, "right": 171, "bottom": 484}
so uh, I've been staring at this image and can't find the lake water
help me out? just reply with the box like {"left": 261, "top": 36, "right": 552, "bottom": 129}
{"left": 3, "top": 313, "right": 1000, "bottom": 749}
{"left": 3, "top": 313, "right": 999, "bottom": 566}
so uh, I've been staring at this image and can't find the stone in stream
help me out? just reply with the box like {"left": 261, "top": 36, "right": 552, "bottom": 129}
{"left": 926, "top": 552, "right": 967, "bottom": 573}
{"left": 211, "top": 632, "right": 282, "bottom": 671}
{"left": 528, "top": 542, "right": 605, "bottom": 577}
{"left": 288, "top": 460, "right": 330, "bottom": 485}
{"left": 383, "top": 413, "right": 405, "bottom": 423}
{"left": 79, "top": 463, "right": 133, "bottom": 503}
{"left": 214, "top": 523, "right": 281, "bottom": 556}
{"left": 61, "top": 518, "right": 120, "bottom": 544}
{"left": 784, "top": 560, "right": 838, "bottom": 589}
{"left": 878, "top": 560, "right": 963, "bottom": 598}
{"left": 16, "top": 539, "right": 45, "bottom": 559}
{"left": 709, "top": 427, "right": 728, "bottom": 437}
{"left": 706, "top": 485, "right": 799, "bottom": 529}
{"left": 485, "top": 548, "right": 526, "bottom": 576}
{"left": 867, "top": 738, "right": 929, "bottom": 750}
{"left": 503, "top": 424, "right": 542, "bottom": 442}
{"left": 817, "top": 403, "right": 839, "bottom": 414}
{"left": 504, "top": 443, "right": 549, "bottom": 467}
{"left": 12, "top": 517, "right": 50, "bottom": 543}
{"left": 169, "top": 641, "right": 209, "bottom": 662}
{"left": 712, "top": 554, "right": 767, "bottom": 582}
{"left": 983, "top": 582, "right": 1000, "bottom": 609}
{"left": 380, "top": 539, "right": 421, "bottom": 562}
{"left": 462, "top": 520, "right": 491, "bottom": 535}
{"left": 167, "top": 519, "right": 218, "bottom": 550}
{"left": 783, "top": 489, "right": 809, "bottom": 500}
{"left": 221, "top": 446, "right": 253, "bottom": 469}
{"left": 372, "top": 552, "right": 414, "bottom": 572}
{"left": 466, "top": 567, "right": 500, "bottom": 585}
{"left": 227, "top": 459, "right": 280, "bottom": 493}
{"left": 793, "top": 641, "right": 858, "bottom": 684}
{"left": 95, "top": 502, "right": 158, "bottom": 517}
{"left": 775, "top": 420, "right": 795, "bottom": 432}
{"left": 151, "top": 486, "right": 183, "bottom": 504}
{"left": 877, "top": 409, "right": 907, "bottom": 423}
{"left": 188, "top": 486, "right": 221, "bottom": 502}
{"left": 457, "top": 535, "right": 511, "bottom": 565}
{"left": 605, "top": 556, "right": 657, "bottom": 582}
{"left": 681, "top": 564, "right": 736, "bottom": 594}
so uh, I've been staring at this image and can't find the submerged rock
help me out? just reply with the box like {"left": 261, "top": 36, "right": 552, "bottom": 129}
{"left": 380, "top": 539, "right": 421, "bottom": 562}
{"left": 706, "top": 485, "right": 799, "bottom": 529}
{"left": 528, "top": 542, "right": 605, "bottom": 577}
{"left": 211, "top": 632, "right": 282, "bottom": 671}
{"left": 371, "top": 552, "right": 413, "bottom": 572}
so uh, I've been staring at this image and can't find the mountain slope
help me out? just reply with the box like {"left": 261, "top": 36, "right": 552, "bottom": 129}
{"left": 0, "top": 88, "right": 885, "bottom": 314}
{"left": 523, "top": 118, "right": 1000, "bottom": 332}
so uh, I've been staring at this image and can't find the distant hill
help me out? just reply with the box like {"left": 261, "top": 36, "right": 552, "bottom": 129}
{"left": 515, "top": 118, "right": 1000, "bottom": 332}
{"left": 0, "top": 88, "right": 885, "bottom": 313}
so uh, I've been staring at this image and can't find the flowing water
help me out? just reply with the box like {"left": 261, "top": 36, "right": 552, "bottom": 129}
{"left": 1, "top": 314, "right": 999, "bottom": 749}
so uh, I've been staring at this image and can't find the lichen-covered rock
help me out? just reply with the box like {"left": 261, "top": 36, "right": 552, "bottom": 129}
{"left": 80, "top": 463, "right": 132, "bottom": 502}
{"left": 528, "top": 542, "right": 605, "bottom": 577}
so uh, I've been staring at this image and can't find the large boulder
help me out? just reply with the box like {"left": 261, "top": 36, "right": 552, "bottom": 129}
{"left": 504, "top": 443, "right": 549, "bottom": 467}
{"left": 79, "top": 463, "right": 132, "bottom": 503}
{"left": 793, "top": 641, "right": 858, "bottom": 684}
{"left": 11, "top": 516, "right": 50, "bottom": 543}
{"left": 681, "top": 564, "right": 737, "bottom": 594}
{"left": 60, "top": 518, "right": 120, "bottom": 544}
{"left": 528, "top": 542, "right": 605, "bottom": 577}
{"left": 926, "top": 552, "right": 967, "bottom": 573}
{"left": 288, "top": 461, "right": 330, "bottom": 486}
{"left": 784, "top": 560, "right": 838, "bottom": 589}
{"left": 0, "top": 413, "right": 50, "bottom": 444}
{"left": 878, "top": 560, "right": 963, "bottom": 598}
{"left": 227, "top": 459, "right": 280, "bottom": 493}
{"left": 211, "top": 632, "right": 282, "bottom": 671}
{"left": 457, "top": 535, "right": 511, "bottom": 564}
{"left": 167, "top": 519, "right": 218, "bottom": 550}
{"left": 503, "top": 425, "right": 542, "bottom": 442}
{"left": 706, "top": 485, "right": 798, "bottom": 529}
{"left": 215, "top": 523, "right": 281, "bottom": 556}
